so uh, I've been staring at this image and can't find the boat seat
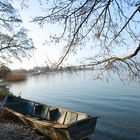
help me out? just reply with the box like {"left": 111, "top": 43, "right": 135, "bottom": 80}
{"left": 34, "top": 104, "right": 50, "bottom": 119}
{"left": 47, "top": 107, "right": 59, "bottom": 121}
{"left": 55, "top": 110, "right": 78, "bottom": 125}
{"left": 34, "top": 105, "right": 60, "bottom": 122}
{"left": 56, "top": 110, "right": 67, "bottom": 124}
{"left": 64, "top": 111, "right": 78, "bottom": 125}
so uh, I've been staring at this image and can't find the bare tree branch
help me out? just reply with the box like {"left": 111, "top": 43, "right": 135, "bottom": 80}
{"left": 20, "top": 0, "right": 140, "bottom": 80}
{"left": 0, "top": 28, "right": 34, "bottom": 63}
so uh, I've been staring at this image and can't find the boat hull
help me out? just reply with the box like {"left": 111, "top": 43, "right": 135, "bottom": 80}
{"left": 2, "top": 95, "right": 97, "bottom": 140}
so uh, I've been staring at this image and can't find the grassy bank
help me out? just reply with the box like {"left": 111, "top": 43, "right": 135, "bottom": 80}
{"left": 0, "top": 91, "right": 9, "bottom": 101}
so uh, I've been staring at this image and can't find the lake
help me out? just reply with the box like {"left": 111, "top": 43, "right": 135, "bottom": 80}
{"left": 9, "top": 70, "right": 140, "bottom": 140}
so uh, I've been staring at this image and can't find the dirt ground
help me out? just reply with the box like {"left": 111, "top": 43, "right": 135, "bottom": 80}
{"left": 0, "top": 102, "right": 48, "bottom": 140}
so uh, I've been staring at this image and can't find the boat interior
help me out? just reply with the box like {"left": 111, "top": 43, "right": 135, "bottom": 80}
{"left": 3, "top": 95, "right": 91, "bottom": 125}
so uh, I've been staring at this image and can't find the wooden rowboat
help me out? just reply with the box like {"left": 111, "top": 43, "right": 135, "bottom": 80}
{"left": 2, "top": 95, "right": 97, "bottom": 140}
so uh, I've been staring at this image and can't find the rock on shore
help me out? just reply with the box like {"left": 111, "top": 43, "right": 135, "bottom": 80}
{"left": 0, "top": 120, "right": 47, "bottom": 140}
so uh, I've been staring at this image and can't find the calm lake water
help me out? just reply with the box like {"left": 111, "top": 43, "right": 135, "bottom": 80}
{"left": 9, "top": 70, "right": 140, "bottom": 140}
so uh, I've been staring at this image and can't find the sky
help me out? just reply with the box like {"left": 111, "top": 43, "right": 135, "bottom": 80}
{"left": 8, "top": 0, "right": 97, "bottom": 70}
{"left": 8, "top": 0, "right": 140, "bottom": 70}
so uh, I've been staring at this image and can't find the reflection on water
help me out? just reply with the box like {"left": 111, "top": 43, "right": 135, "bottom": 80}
{"left": 9, "top": 71, "right": 140, "bottom": 140}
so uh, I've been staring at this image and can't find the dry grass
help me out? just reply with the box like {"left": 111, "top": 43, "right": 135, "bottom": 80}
{"left": 5, "top": 72, "right": 27, "bottom": 82}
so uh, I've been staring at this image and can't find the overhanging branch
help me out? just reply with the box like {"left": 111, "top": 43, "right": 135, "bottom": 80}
{"left": 80, "top": 44, "right": 140, "bottom": 68}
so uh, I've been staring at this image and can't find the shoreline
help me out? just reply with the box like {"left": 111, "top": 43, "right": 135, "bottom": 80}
{"left": 0, "top": 80, "right": 48, "bottom": 140}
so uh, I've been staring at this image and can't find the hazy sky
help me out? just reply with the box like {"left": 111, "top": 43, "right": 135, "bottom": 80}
{"left": 8, "top": 0, "right": 97, "bottom": 69}
{"left": 8, "top": 0, "right": 139, "bottom": 70}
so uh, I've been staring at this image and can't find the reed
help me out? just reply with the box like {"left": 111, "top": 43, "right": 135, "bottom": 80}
{"left": 5, "top": 72, "right": 27, "bottom": 82}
